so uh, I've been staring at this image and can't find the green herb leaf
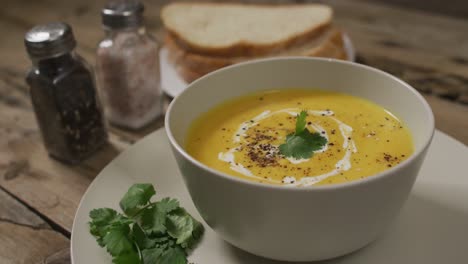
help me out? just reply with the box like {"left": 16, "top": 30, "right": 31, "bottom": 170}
{"left": 141, "top": 247, "right": 164, "bottom": 264}
{"left": 89, "top": 208, "right": 118, "bottom": 246}
{"left": 295, "top": 110, "right": 307, "bottom": 134}
{"left": 112, "top": 251, "right": 140, "bottom": 264}
{"left": 90, "top": 208, "right": 118, "bottom": 225}
{"left": 133, "top": 224, "right": 156, "bottom": 250}
{"left": 89, "top": 208, "right": 132, "bottom": 247}
{"left": 301, "top": 129, "right": 328, "bottom": 150}
{"left": 166, "top": 208, "right": 204, "bottom": 249}
{"left": 119, "top": 184, "right": 156, "bottom": 217}
{"left": 103, "top": 225, "right": 134, "bottom": 256}
{"left": 141, "top": 206, "right": 166, "bottom": 236}
{"left": 140, "top": 206, "right": 167, "bottom": 236}
{"left": 279, "top": 111, "right": 328, "bottom": 159}
{"left": 89, "top": 184, "right": 204, "bottom": 264}
{"left": 140, "top": 198, "right": 180, "bottom": 236}
{"left": 157, "top": 198, "right": 180, "bottom": 214}
{"left": 158, "top": 246, "right": 187, "bottom": 264}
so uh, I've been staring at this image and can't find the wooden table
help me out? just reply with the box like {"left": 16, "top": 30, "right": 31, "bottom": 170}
{"left": 1, "top": 0, "right": 467, "bottom": 263}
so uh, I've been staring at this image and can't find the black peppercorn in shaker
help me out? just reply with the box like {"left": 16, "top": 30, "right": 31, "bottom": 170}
{"left": 24, "top": 22, "right": 108, "bottom": 164}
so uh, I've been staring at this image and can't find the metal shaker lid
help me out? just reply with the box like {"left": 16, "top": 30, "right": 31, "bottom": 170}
{"left": 24, "top": 22, "right": 77, "bottom": 59}
{"left": 101, "top": 0, "right": 144, "bottom": 29}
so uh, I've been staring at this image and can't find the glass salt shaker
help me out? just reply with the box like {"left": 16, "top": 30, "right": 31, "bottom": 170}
{"left": 96, "top": 0, "right": 163, "bottom": 130}
{"left": 24, "top": 22, "right": 108, "bottom": 164}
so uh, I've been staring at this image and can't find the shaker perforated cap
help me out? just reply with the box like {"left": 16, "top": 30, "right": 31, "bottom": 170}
{"left": 102, "top": 0, "right": 144, "bottom": 29}
{"left": 24, "top": 22, "right": 77, "bottom": 59}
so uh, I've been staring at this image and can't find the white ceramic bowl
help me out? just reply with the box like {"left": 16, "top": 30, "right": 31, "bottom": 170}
{"left": 165, "top": 58, "right": 434, "bottom": 261}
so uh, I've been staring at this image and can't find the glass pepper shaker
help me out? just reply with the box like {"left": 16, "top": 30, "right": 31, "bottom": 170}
{"left": 96, "top": 0, "right": 163, "bottom": 130}
{"left": 24, "top": 22, "right": 108, "bottom": 164}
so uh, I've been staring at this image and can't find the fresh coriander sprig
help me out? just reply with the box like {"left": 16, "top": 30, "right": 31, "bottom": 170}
{"left": 89, "top": 183, "right": 204, "bottom": 264}
{"left": 279, "top": 110, "right": 328, "bottom": 159}
{"left": 295, "top": 110, "right": 307, "bottom": 134}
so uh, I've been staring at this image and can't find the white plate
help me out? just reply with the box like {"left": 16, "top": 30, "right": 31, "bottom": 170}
{"left": 71, "top": 129, "right": 468, "bottom": 264}
{"left": 160, "top": 34, "right": 356, "bottom": 98}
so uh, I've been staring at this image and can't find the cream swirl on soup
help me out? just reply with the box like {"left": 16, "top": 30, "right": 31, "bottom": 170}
{"left": 218, "top": 109, "right": 357, "bottom": 186}
{"left": 186, "top": 90, "right": 413, "bottom": 186}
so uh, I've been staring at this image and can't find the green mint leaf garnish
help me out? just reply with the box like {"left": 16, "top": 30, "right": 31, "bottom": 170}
{"left": 279, "top": 111, "right": 328, "bottom": 159}
{"left": 88, "top": 183, "right": 204, "bottom": 264}
{"left": 119, "top": 183, "right": 156, "bottom": 217}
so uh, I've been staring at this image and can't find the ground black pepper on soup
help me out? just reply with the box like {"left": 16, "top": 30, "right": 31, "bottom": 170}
{"left": 186, "top": 89, "right": 413, "bottom": 186}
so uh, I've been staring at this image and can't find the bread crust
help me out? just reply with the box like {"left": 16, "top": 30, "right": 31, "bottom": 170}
{"left": 165, "top": 26, "right": 347, "bottom": 79}
{"left": 173, "top": 43, "right": 347, "bottom": 83}
{"left": 161, "top": 3, "right": 333, "bottom": 57}
{"left": 162, "top": 3, "right": 347, "bottom": 83}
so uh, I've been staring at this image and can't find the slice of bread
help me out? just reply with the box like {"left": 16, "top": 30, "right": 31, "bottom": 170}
{"left": 165, "top": 26, "right": 347, "bottom": 82}
{"left": 161, "top": 3, "right": 333, "bottom": 57}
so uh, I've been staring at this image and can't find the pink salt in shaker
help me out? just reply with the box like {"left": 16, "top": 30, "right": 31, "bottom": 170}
{"left": 96, "top": 0, "right": 163, "bottom": 130}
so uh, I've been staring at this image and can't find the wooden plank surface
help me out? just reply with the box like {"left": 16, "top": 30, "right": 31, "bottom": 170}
{"left": 370, "top": 0, "right": 468, "bottom": 19}
{"left": 0, "top": 189, "right": 70, "bottom": 264}
{"left": 0, "top": 0, "right": 467, "bottom": 263}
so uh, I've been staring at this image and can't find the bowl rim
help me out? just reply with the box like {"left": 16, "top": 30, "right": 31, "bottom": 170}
{"left": 165, "top": 57, "right": 435, "bottom": 191}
